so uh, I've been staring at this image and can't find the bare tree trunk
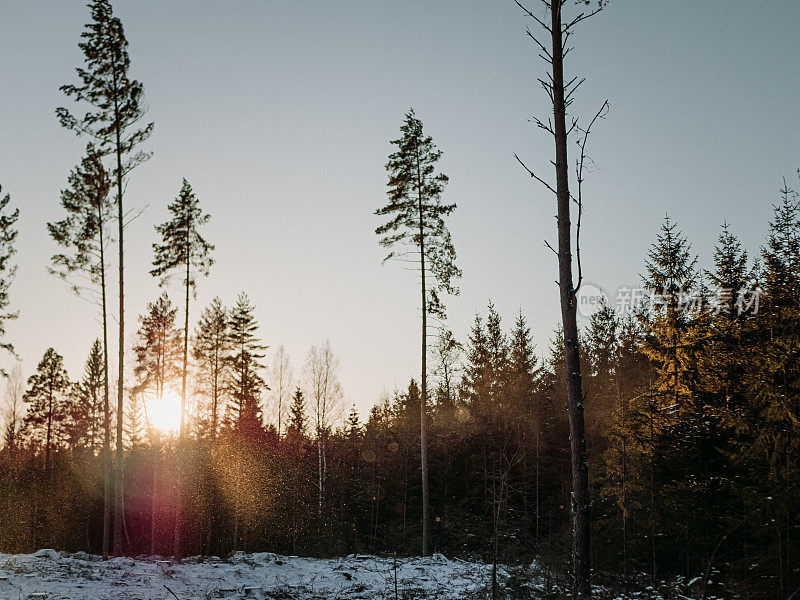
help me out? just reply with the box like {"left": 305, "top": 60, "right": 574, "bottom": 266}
{"left": 549, "top": 2, "right": 590, "bottom": 596}
{"left": 112, "top": 65, "right": 127, "bottom": 557}
{"left": 173, "top": 222, "right": 191, "bottom": 560}
{"left": 99, "top": 204, "right": 113, "bottom": 560}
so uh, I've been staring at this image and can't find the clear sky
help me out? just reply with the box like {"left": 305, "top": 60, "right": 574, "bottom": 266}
{"left": 1, "top": 1, "right": 798, "bottom": 422}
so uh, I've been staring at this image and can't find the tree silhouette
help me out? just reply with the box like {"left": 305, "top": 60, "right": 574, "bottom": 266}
{"left": 0, "top": 184, "right": 19, "bottom": 365}
{"left": 23, "top": 349, "right": 71, "bottom": 472}
{"left": 375, "top": 108, "right": 461, "bottom": 555}
{"left": 57, "top": 0, "right": 153, "bottom": 557}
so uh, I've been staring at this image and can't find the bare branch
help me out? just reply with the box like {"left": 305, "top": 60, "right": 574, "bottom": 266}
{"left": 515, "top": 153, "right": 557, "bottom": 195}
{"left": 563, "top": 6, "right": 603, "bottom": 32}
{"left": 572, "top": 99, "right": 610, "bottom": 295}
{"left": 514, "top": 0, "right": 551, "bottom": 32}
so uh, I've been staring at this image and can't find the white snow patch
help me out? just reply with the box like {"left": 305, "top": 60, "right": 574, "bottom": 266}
{"left": 0, "top": 551, "right": 511, "bottom": 599}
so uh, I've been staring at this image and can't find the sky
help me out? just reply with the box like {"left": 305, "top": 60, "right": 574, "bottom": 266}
{"left": 1, "top": 1, "right": 798, "bottom": 424}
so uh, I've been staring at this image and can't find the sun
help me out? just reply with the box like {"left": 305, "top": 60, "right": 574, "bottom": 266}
{"left": 144, "top": 389, "right": 182, "bottom": 434}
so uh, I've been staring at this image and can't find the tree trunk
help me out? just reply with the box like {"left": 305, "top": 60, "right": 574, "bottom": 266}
{"left": 99, "top": 202, "right": 113, "bottom": 560}
{"left": 549, "top": 2, "right": 590, "bottom": 596}
{"left": 173, "top": 220, "right": 191, "bottom": 560}
{"left": 415, "top": 138, "right": 431, "bottom": 557}
{"left": 112, "top": 61, "right": 127, "bottom": 558}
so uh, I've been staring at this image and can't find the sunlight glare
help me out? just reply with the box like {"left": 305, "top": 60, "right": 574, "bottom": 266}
{"left": 145, "top": 389, "right": 182, "bottom": 434}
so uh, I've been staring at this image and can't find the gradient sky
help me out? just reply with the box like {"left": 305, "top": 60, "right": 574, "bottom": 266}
{"left": 1, "top": 1, "right": 798, "bottom": 422}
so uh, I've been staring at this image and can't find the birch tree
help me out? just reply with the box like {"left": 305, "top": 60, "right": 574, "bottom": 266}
{"left": 303, "top": 340, "right": 343, "bottom": 513}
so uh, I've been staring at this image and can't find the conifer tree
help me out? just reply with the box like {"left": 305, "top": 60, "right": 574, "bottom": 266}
{"left": 462, "top": 314, "right": 493, "bottom": 407}
{"left": 346, "top": 405, "right": 362, "bottom": 442}
{"left": 227, "top": 293, "right": 267, "bottom": 431}
{"left": 124, "top": 392, "right": 145, "bottom": 448}
{"left": 706, "top": 222, "right": 752, "bottom": 310}
{"left": 132, "top": 293, "right": 182, "bottom": 414}
{"left": 23, "top": 349, "right": 71, "bottom": 472}
{"left": 762, "top": 181, "right": 800, "bottom": 303}
{"left": 72, "top": 340, "right": 106, "bottom": 455}
{"left": 375, "top": 109, "right": 461, "bottom": 555}
{"left": 151, "top": 178, "right": 214, "bottom": 440}
{"left": 508, "top": 310, "right": 539, "bottom": 411}
{"left": 287, "top": 387, "right": 307, "bottom": 439}
{"left": 640, "top": 216, "right": 701, "bottom": 412}
{"left": 57, "top": 0, "right": 153, "bottom": 556}
{"left": 193, "top": 297, "right": 231, "bottom": 439}
{"left": 151, "top": 178, "right": 213, "bottom": 559}
{"left": 0, "top": 184, "right": 19, "bottom": 363}
{"left": 47, "top": 147, "right": 114, "bottom": 551}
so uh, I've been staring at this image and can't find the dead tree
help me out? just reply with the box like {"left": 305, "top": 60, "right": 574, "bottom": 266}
{"left": 514, "top": 1, "right": 609, "bottom": 597}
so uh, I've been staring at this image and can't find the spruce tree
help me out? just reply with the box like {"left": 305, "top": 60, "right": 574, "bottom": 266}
{"left": 193, "top": 297, "right": 231, "bottom": 439}
{"left": 508, "top": 310, "right": 539, "bottom": 411}
{"left": 706, "top": 222, "right": 752, "bottom": 309}
{"left": 0, "top": 184, "right": 19, "bottom": 362}
{"left": 57, "top": 0, "right": 153, "bottom": 556}
{"left": 640, "top": 216, "right": 701, "bottom": 412}
{"left": 287, "top": 387, "right": 307, "bottom": 438}
{"left": 23, "top": 348, "right": 71, "bottom": 472}
{"left": 227, "top": 293, "right": 267, "bottom": 431}
{"left": 72, "top": 339, "right": 106, "bottom": 455}
{"left": 375, "top": 108, "right": 461, "bottom": 555}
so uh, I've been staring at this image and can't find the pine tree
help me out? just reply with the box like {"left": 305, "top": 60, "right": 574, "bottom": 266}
{"left": 0, "top": 184, "right": 19, "bottom": 363}
{"left": 227, "top": 293, "right": 267, "bottom": 432}
{"left": 151, "top": 178, "right": 214, "bottom": 440}
{"left": 193, "top": 297, "right": 231, "bottom": 439}
{"left": 375, "top": 108, "right": 461, "bottom": 555}
{"left": 151, "top": 178, "right": 213, "bottom": 559}
{"left": 23, "top": 349, "right": 71, "bottom": 472}
{"left": 485, "top": 303, "right": 510, "bottom": 415}
{"left": 132, "top": 293, "right": 182, "bottom": 415}
{"left": 57, "top": 0, "right": 153, "bottom": 557}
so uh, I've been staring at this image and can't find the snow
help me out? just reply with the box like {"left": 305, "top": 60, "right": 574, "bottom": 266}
{"left": 0, "top": 551, "right": 513, "bottom": 599}
{"left": 0, "top": 551, "right": 707, "bottom": 599}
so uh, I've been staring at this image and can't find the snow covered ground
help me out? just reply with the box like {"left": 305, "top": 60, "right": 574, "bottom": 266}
{"left": 0, "top": 550, "right": 523, "bottom": 600}
{"left": 0, "top": 550, "right": 705, "bottom": 599}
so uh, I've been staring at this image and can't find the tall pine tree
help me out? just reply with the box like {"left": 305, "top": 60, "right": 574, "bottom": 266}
{"left": 375, "top": 109, "right": 461, "bottom": 555}
{"left": 57, "top": 0, "right": 153, "bottom": 557}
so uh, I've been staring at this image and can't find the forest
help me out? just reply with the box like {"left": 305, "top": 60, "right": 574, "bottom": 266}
{"left": 0, "top": 1, "right": 798, "bottom": 600}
